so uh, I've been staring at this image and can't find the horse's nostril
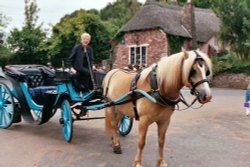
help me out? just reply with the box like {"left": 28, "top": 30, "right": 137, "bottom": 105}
{"left": 205, "top": 95, "right": 212, "bottom": 101}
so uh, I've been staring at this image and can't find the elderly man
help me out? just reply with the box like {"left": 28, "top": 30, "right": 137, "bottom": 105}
{"left": 68, "top": 32, "right": 96, "bottom": 91}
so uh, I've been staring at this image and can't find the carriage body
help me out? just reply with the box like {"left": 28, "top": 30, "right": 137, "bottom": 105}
{"left": 0, "top": 64, "right": 133, "bottom": 142}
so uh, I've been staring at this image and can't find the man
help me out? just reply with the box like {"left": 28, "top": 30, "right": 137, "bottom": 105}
{"left": 68, "top": 32, "right": 96, "bottom": 91}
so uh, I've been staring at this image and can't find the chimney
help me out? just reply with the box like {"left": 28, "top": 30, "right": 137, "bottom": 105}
{"left": 181, "top": 0, "right": 197, "bottom": 49}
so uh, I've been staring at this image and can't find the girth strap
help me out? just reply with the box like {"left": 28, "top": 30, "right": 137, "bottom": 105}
{"left": 129, "top": 72, "right": 142, "bottom": 120}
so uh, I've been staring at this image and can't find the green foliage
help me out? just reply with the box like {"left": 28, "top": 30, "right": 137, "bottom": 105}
{"left": 7, "top": 27, "right": 47, "bottom": 64}
{"left": 192, "top": 0, "right": 212, "bottom": 8}
{"left": 24, "top": 0, "right": 40, "bottom": 29}
{"left": 211, "top": 0, "right": 250, "bottom": 60}
{"left": 167, "top": 35, "right": 185, "bottom": 55}
{"left": 0, "top": 12, "right": 10, "bottom": 29}
{"left": 0, "top": 44, "right": 12, "bottom": 67}
{"left": 163, "top": 0, "right": 212, "bottom": 8}
{"left": 48, "top": 10, "right": 114, "bottom": 67}
{"left": 100, "top": 0, "right": 141, "bottom": 29}
{"left": 212, "top": 52, "right": 250, "bottom": 76}
{"left": 6, "top": 0, "right": 47, "bottom": 65}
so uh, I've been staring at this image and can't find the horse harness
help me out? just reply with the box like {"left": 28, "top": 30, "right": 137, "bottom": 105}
{"left": 129, "top": 65, "right": 180, "bottom": 120}
{"left": 104, "top": 51, "right": 211, "bottom": 120}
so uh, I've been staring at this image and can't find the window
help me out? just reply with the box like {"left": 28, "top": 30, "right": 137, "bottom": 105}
{"left": 129, "top": 45, "right": 148, "bottom": 65}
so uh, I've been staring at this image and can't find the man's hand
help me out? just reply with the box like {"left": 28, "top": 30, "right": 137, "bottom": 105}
{"left": 70, "top": 67, "right": 77, "bottom": 74}
{"left": 92, "top": 65, "right": 97, "bottom": 71}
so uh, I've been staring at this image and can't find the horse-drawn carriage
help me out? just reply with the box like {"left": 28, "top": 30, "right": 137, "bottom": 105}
{"left": 0, "top": 64, "right": 143, "bottom": 141}
{"left": 0, "top": 50, "right": 213, "bottom": 167}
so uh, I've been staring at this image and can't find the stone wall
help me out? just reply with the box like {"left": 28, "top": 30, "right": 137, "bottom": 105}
{"left": 212, "top": 73, "right": 250, "bottom": 89}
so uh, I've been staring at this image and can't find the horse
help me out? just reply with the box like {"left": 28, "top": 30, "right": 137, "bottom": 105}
{"left": 103, "top": 50, "right": 212, "bottom": 167}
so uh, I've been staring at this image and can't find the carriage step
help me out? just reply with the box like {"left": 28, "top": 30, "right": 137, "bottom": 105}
{"left": 72, "top": 105, "right": 88, "bottom": 117}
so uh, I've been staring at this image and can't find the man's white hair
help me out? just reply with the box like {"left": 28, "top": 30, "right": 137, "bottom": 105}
{"left": 81, "top": 32, "right": 91, "bottom": 39}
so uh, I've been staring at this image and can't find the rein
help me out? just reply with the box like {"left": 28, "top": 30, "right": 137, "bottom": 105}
{"left": 177, "top": 93, "right": 204, "bottom": 111}
{"left": 148, "top": 65, "right": 203, "bottom": 111}
{"left": 104, "top": 51, "right": 211, "bottom": 119}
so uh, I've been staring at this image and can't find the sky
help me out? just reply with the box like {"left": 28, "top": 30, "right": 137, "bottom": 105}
{"left": 0, "top": 0, "right": 146, "bottom": 33}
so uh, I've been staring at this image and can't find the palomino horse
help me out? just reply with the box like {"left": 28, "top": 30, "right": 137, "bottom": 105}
{"left": 103, "top": 50, "right": 212, "bottom": 167}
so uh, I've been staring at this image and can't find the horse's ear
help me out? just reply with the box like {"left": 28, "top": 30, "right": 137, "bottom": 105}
{"left": 183, "top": 51, "right": 189, "bottom": 59}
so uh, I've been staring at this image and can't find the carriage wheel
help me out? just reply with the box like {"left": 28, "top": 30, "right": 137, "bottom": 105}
{"left": 0, "top": 82, "right": 15, "bottom": 129}
{"left": 118, "top": 115, "right": 133, "bottom": 136}
{"left": 60, "top": 99, "right": 73, "bottom": 142}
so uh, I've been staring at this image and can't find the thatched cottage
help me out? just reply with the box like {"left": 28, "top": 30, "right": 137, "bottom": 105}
{"left": 111, "top": 0, "right": 220, "bottom": 68}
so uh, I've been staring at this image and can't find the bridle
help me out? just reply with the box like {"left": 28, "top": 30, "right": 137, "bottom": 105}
{"left": 177, "top": 51, "right": 212, "bottom": 110}
{"left": 188, "top": 51, "right": 211, "bottom": 102}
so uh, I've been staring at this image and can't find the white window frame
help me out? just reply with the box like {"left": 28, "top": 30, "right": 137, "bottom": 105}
{"left": 128, "top": 44, "right": 148, "bottom": 65}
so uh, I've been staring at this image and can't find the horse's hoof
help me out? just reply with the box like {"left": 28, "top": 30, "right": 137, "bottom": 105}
{"left": 157, "top": 160, "right": 168, "bottom": 167}
{"left": 133, "top": 162, "right": 142, "bottom": 167}
{"left": 113, "top": 145, "right": 122, "bottom": 154}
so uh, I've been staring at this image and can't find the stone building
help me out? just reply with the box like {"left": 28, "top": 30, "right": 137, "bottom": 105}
{"left": 111, "top": 0, "right": 220, "bottom": 68}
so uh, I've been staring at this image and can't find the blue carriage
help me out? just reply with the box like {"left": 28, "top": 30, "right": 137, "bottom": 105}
{"left": 0, "top": 64, "right": 135, "bottom": 142}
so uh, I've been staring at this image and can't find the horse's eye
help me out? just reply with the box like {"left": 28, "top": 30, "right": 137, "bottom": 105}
{"left": 189, "top": 68, "right": 196, "bottom": 78}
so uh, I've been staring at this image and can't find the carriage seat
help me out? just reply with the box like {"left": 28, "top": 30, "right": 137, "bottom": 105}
{"left": 5, "top": 65, "right": 57, "bottom": 104}
{"left": 21, "top": 67, "right": 56, "bottom": 104}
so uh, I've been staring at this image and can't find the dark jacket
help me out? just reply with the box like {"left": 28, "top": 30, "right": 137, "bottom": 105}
{"left": 68, "top": 44, "right": 94, "bottom": 75}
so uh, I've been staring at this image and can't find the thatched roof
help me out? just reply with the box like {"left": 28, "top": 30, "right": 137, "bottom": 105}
{"left": 121, "top": 0, "right": 220, "bottom": 42}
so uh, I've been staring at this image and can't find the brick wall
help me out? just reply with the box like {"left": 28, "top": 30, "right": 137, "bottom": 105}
{"left": 112, "top": 29, "right": 168, "bottom": 68}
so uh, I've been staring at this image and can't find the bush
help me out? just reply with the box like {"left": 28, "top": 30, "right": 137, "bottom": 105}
{"left": 212, "top": 52, "right": 250, "bottom": 76}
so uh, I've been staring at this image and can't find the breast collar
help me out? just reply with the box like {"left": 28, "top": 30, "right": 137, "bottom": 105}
{"left": 149, "top": 65, "right": 181, "bottom": 107}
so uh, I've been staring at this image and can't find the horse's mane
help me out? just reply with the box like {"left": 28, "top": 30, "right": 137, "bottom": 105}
{"left": 156, "top": 50, "right": 212, "bottom": 95}
{"left": 157, "top": 52, "right": 185, "bottom": 94}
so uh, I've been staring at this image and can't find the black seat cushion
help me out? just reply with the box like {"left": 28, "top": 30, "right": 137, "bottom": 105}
{"left": 29, "top": 86, "right": 57, "bottom": 105}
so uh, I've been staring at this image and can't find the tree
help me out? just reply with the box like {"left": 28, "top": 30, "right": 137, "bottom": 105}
{"left": 100, "top": 0, "right": 141, "bottom": 29}
{"left": 47, "top": 10, "right": 114, "bottom": 67}
{"left": 159, "top": 0, "right": 212, "bottom": 8}
{"left": 7, "top": 0, "right": 48, "bottom": 64}
{"left": 24, "top": 0, "right": 39, "bottom": 29}
{"left": 0, "top": 12, "right": 10, "bottom": 29}
{"left": 0, "top": 12, "right": 11, "bottom": 66}
{"left": 7, "top": 27, "right": 47, "bottom": 64}
{"left": 211, "top": 0, "right": 250, "bottom": 60}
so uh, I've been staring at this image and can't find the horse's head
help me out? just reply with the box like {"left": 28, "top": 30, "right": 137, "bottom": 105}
{"left": 183, "top": 50, "right": 212, "bottom": 104}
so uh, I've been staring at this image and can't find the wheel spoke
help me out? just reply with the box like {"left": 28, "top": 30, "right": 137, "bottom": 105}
{"left": 2, "top": 109, "right": 7, "bottom": 125}
{"left": 0, "top": 109, "right": 3, "bottom": 125}
{"left": 0, "top": 88, "right": 3, "bottom": 101}
{"left": 0, "top": 83, "right": 15, "bottom": 128}
{"left": 5, "top": 95, "right": 10, "bottom": 102}
{"left": 3, "top": 108, "right": 12, "bottom": 119}
{"left": 2, "top": 89, "right": 7, "bottom": 100}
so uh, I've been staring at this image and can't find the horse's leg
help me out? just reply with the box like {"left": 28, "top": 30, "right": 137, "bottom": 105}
{"left": 105, "top": 106, "right": 122, "bottom": 154}
{"left": 156, "top": 119, "right": 170, "bottom": 167}
{"left": 133, "top": 119, "right": 149, "bottom": 167}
